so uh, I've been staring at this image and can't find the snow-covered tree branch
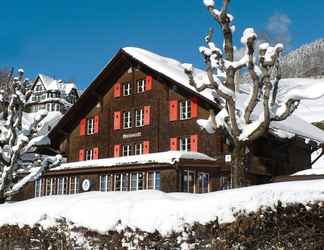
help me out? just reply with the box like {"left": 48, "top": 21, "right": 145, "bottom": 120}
{"left": 184, "top": 0, "right": 324, "bottom": 187}
{"left": 0, "top": 69, "right": 62, "bottom": 203}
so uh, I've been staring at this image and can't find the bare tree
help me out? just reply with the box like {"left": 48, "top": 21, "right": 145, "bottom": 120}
{"left": 0, "top": 69, "right": 62, "bottom": 203}
{"left": 184, "top": 0, "right": 324, "bottom": 188}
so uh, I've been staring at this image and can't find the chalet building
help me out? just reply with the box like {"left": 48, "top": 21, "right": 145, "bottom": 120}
{"left": 27, "top": 74, "right": 79, "bottom": 114}
{"left": 16, "top": 47, "right": 324, "bottom": 201}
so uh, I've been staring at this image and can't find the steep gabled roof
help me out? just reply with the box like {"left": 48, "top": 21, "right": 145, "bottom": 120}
{"left": 49, "top": 47, "right": 324, "bottom": 148}
{"left": 32, "top": 74, "right": 77, "bottom": 95}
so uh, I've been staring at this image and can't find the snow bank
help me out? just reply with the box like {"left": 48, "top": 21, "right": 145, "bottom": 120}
{"left": 2, "top": 180, "right": 324, "bottom": 235}
{"left": 292, "top": 168, "right": 324, "bottom": 176}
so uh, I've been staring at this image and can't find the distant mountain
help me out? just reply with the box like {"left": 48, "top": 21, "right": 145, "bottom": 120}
{"left": 281, "top": 39, "right": 324, "bottom": 78}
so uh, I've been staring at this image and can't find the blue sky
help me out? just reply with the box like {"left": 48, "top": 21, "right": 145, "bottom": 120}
{"left": 1, "top": 0, "right": 323, "bottom": 89}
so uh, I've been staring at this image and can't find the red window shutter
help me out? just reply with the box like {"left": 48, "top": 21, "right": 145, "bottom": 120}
{"left": 191, "top": 134, "right": 198, "bottom": 152}
{"left": 170, "top": 137, "right": 178, "bottom": 151}
{"left": 113, "top": 111, "right": 121, "bottom": 130}
{"left": 146, "top": 75, "right": 153, "bottom": 91}
{"left": 144, "top": 106, "right": 151, "bottom": 126}
{"left": 114, "top": 144, "right": 121, "bottom": 157}
{"left": 94, "top": 115, "right": 100, "bottom": 134}
{"left": 80, "top": 118, "right": 86, "bottom": 136}
{"left": 191, "top": 97, "right": 198, "bottom": 118}
{"left": 169, "top": 100, "right": 178, "bottom": 121}
{"left": 79, "top": 149, "right": 85, "bottom": 161}
{"left": 93, "top": 147, "right": 99, "bottom": 160}
{"left": 114, "top": 82, "right": 121, "bottom": 97}
{"left": 143, "top": 141, "right": 150, "bottom": 154}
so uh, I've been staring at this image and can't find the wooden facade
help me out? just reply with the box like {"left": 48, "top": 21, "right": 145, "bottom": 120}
{"left": 17, "top": 48, "right": 313, "bottom": 200}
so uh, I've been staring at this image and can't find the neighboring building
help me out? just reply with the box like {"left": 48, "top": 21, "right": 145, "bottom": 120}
{"left": 16, "top": 47, "right": 324, "bottom": 200}
{"left": 27, "top": 74, "right": 79, "bottom": 114}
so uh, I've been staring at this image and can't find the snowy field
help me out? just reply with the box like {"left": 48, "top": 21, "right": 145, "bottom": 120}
{"left": 1, "top": 180, "right": 324, "bottom": 235}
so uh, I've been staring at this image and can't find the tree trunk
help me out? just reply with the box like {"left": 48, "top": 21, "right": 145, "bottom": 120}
{"left": 231, "top": 142, "right": 247, "bottom": 188}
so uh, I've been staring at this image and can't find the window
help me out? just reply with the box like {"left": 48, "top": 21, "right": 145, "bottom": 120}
{"left": 147, "top": 171, "right": 160, "bottom": 190}
{"left": 57, "top": 177, "right": 65, "bottom": 195}
{"left": 123, "top": 111, "right": 132, "bottom": 129}
{"left": 45, "top": 178, "right": 52, "bottom": 196}
{"left": 180, "top": 100, "right": 191, "bottom": 120}
{"left": 182, "top": 170, "right": 195, "bottom": 193}
{"left": 51, "top": 178, "right": 57, "bottom": 195}
{"left": 137, "top": 79, "right": 146, "bottom": 93}
{"left": 35, "top": 178, "right": 42, "bottom": 197}
{"left": 122, "top": 145, "right": 131, "bottom": 156}
{"left": 179, "top": 137, "right": 191, "bottom": 151}
{"left": 55, "top": 103, "right": 60, "bottom": 111}
{"left": 198, "top": 172, "right": 209, "bottom": 193}
{"left": 219, "top": 176, "right": 231, "bottom": 190}
{"left": 86, "top": 149, "right": 93, "bottom": 160}
{"left": 135, "top": 109, "right": 144, "bottom": 127}
{"left": 134, "top": 143, "right": 143, "bottom": 155}
{"left": 69, "top": 176, "right": 80, "bottom": 194}
{"left": 87, "top": 118, "right": 95, "bottom": 135}
{"left": 100, "top": 175, "right": 112, "bottom": 192}
{"left": 114, "top": 173, "right": 128, "bottom": 191}
{"left": 130, "top": 172, "right": 144, "bottom": 191}
{"left": 122, "top": 82, "right": 131, "bottom": 96}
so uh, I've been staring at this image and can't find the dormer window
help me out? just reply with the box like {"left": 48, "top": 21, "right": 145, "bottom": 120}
{"left": 122, "top": 82, "right": 131, "bottom": 96}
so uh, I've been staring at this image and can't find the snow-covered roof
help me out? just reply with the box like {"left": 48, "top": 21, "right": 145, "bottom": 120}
{"left": 37, "top": 74, "right": 77, "bottom": 95}
{"left": 122, "top": 47, "right": 324, "bottom": 144}
{"left": 52, "top": 151, "right": 217, "bottom": 171}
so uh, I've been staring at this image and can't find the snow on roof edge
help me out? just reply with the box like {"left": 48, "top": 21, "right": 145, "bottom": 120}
{"left": 52, "top": 151, "right": 217, "bottom": 171}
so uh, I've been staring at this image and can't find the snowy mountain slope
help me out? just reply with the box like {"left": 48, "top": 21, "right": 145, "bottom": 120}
{"left": 1, "top": 180, "right": 324, "bottom": 235}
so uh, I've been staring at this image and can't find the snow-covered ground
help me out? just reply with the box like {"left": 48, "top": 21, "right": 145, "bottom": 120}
{"left": 1, "top": 180, "right": 324, "bottom": 235}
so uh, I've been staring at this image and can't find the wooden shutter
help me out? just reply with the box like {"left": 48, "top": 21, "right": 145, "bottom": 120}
{"left": 113, "top": 111, "right": 121, "bottom": 130}
{"left": 144, "top": 106, "right": 151, "bottom": 126}
{"left": 80, "top": 118, "right": 86, "bottom": 136}
{"left": 143, "top": 141, "right": 150, "bottom": 154}
{"left": 93, "top": 147, "right": 99, "bottom": 160}
{"left": 79, "top": 149, "right": 85, "bottom": 161}
{"left": 94, "top": 115, "right": 100, "bottom": 134}
{"left": 169, "top": 100, "right": 178, "bottom": 121}
{"left": 114, "top": 144, "right": 121, "bottom": 157}
{"left": 191, "top": 97, "right": 198, "bottom": 118}
{"left": 146, "top": 75, "right": 153, "bottom": 91}
{"left": 114, "top": 82, "right": 121, "bottom": 97}
{"left": 170, "top": 137, "right": 178, "bottom": 151}
{"left": 190, "top": 134, "right": 198, "bottom": 152}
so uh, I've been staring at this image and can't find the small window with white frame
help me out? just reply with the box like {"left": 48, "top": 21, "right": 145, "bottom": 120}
{"left": 123, "top": 111, "right": 132, "bottom": 129}
{"left": 122, "top": 144, "right": 132, "bottom": 156}
{"left": 135, "top": 109, "right": 144, "bottom": 127}
{"left": 99, "top": 175, "right": 112, "bottom": 192}
{"left": 85, "top": 149, "right": 93, "bottom": 160}
{"left": 122, "top": 82, "right": 132, "bottom": 96}
{"left": 69, "top": 176, "right": 80, "bottom": 194}
{"left": 147, "top": 171, "right": 160, "bottom": 190}
{"left": 180, "top": 100, "right": 191, "bottom": 120}
{"left": 134, "top": 143, "right": 143, "bottom": 155}
{"left": 198, "top": 172, "right": 209, "bottom": 193}
{"left": 179, "top": 136, "right": 191, "bottom": 151}
{"left": 34, "top": 178, "right": 42, "bottom": 197}
{"left": 136, "top": 79, "right": 146, "bottom": 93}
{"left": 87, "top": 118, "right": 95, "bottom": 135}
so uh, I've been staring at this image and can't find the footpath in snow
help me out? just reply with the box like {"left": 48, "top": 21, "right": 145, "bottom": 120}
{"left": 1, "top": 180, "right": 324, "bottom": 235}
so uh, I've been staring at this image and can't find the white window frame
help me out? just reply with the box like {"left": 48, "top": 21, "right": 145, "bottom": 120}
{"left": 147, "top": 171, "right": 160, "bottom": 190}
{"left": 123, "top": 111, "right": 132, "bottom": 129}
{"left": 122, "top": 144, "right": 132, "bottom": 156}
{"left": 122, "top": 82, "right": 131, "bottom": 96}
{"left": 45, "top": 178, "right": 52, "bottom": 196}
{"left": 130, "top": 172, "right": 144, "bottom": 191}
{"left": 180, "top": 100, "right": 191, "bottom": 120}
{"left": 182, "top": 170, "right": 195, "bottom": 193}
{"left": 114, "top": 173, "right": 128, "bottom": 191}
{"left": 87, "top": 118, "right": 95, "bottom": 135}
{"left": 179, "top": 137, "right": 191, "bottom": 152}
{"left": 134, "top": 143, "right": 143, "bottom": 155}
{"left": 57, "top": 177, "right": 65, "bottom": 195}
{"left": 34, "top": 178, "right": 42, "bottom": 197}
{"left": 86, "top": 149, "right": 93, "bottom": 161}
{"left": 69, "top": 176, "right": 80, "bottom": 194}
{"left": 136, "top": 79, "right": 146, "bottom": 93}
{"left": 198, "top": 172, "right": 209, "bottom": 193}
{"left": 135, "top": 109, "right": 144, "bottom": 127}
